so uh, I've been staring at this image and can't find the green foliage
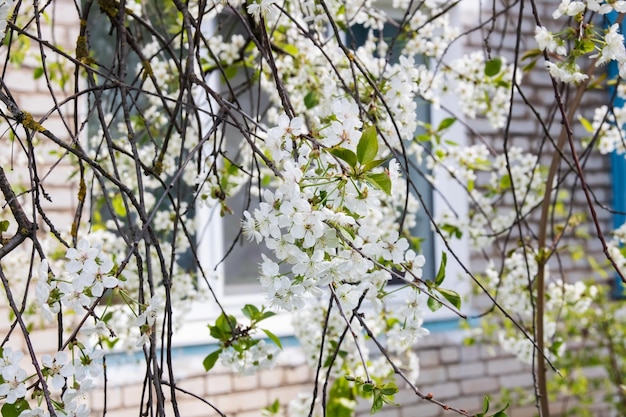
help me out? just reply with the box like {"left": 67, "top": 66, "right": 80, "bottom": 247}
{"left": 202, "top": 349, "right": 221, "bottom": 372}
{"left": 357, "top": 126, "right": 378, "bottom": 166}
{"left": 304, "top": 91, "right": 319, "bottom": 109}
{"left": 425, "top": 252, "right": 462, "bottom": 312}
{"left": 346, "top": 376, "right": 398, "bottom": 415}
{"left": 1, "top": 399, "right": 30, "bottom": 417}
{"left": 326, "top": 126, "right": 392, "bottom": 195}
{"left": 475, "top": 396, "right": 509, "bottom": 417}
{"left": 262, "top": 399, "right": 281, "bottom": 416}
{"left": 328, "top": 377, "right": 357, "bottom": 417}
{"left": 203, "top": 304, "right": 281, "bottom": 372}
{"left": 484, "top": 58, "right": 503, "bottom": 77}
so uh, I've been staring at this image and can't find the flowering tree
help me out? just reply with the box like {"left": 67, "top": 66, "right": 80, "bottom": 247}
{"left": 0, "top": 0, "right": 625, "bottom": 417}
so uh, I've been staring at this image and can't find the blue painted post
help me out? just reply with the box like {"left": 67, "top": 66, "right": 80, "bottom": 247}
{"left": 607, "top": 12, "right": 626, "bottom": 298}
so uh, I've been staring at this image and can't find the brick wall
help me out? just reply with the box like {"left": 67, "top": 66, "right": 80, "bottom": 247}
{"left": 85, "top": 331, "right": 612, "bottom": 417}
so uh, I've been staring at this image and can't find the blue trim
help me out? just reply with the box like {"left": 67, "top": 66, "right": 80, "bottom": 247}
{"left": 103, "top": 335, "right": 302, "bottom": 366}
{"left": 103, "top": 318, "right": 474, "bottom": 367}
{"left": 608, "top": 12, "right": 626, "bottom": 298}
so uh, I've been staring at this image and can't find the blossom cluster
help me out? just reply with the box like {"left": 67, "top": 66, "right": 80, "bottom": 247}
{"left": 483, "top": 250, "right": 597, "bottom": 365}
{"left": 536, "top": 1, "right": 626, "bottom": 84}
{"left": 432, "top": 144, "right": 545, "bottom": 248}
{"left": 583, "top": 82, "right": 626, "bottom": 156}
{"left": 0, "top": 344, "right": 102, "bottom": 416}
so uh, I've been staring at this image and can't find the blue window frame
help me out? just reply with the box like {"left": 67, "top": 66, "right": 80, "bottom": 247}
{"left": 608, "top": 12, "right": 626, "bottom": 298}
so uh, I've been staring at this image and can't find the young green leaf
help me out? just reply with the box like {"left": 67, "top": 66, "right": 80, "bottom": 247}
{"left": 379, "top": 382, "right": 398, "bottom": 396}
{"left": 242, "top": 304, "right": 260, "bottom": 320}
{"left": 0, "top": 220, "right": 9, "bottom": 233}
{"left": 438, "top": 288, "right": 462, "bottom": 310}
{"left": 484, "top": 57, "right": 502, "bottom": 77}
{"left": 365, "top": 173, "right": 391, "bottom": 195}
{"left": 427, "top": 296, "right": 442, "bottom": 312}
{"left": 328, "top": 377, "right": 356, "bottom": 417}
{"left": 208, "top": 324, "right": 225, "bottom": 340}
{"left": 357, "top": 126, "right": 378, "bottom": 165}
{"left": 362, "top": 158, "right": 389, "bottom": 173}
{"left": 33, "top": 67, "right": 44, "bottom": 79}
{"left": 304, "top": 91, "right": 319, "bottom": 109}
{"left": 437, "top": 117, "right": 456, "bottom": 132}
{"left": 262, "top": 328, "right": 283, "bottom": 349}
{"left": 434, "top": 252, "right": 447, "bottom": 286}
{"left": 578, "top": 115, "right": 594, "bottom": 133}
{"left": 328, "top": 147, "right": 358, "bottom": 169}
{"left": 202, "top": 349, "right": 222, "bottom": 372}
{"left": 371, "top": 393, "right": 384, "bottom": 414}
{"left": 262, "top": 399, "right": 281, "bottom": 416}
{"left": 362, "top": 382, "right": 374, "bottom": 393}
{"left": 112, "top": 194, "right": 127, "bottom": 217}
{"left": 258, "top": 310, "right": 276, "bottom": 321}
{"left": 1, "top": 399, "right": 30, "bottom": 417}
{"left": 283, "top": 44, "right": 298, "bottom": 56}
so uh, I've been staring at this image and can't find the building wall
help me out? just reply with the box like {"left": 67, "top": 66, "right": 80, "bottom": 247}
{"left": 0, "top": 1, "right": 616, "bottom": 417}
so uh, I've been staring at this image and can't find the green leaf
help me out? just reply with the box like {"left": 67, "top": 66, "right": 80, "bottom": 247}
{"left": 258, "top": 310, "right": 276, "bottom": 321}
{"left": 498, "top": 174, "right": 511, "bottom": 190}
{"left": 371, "top": 393, "right": 384, "bottom": 414}
{"left": 362, "top": 382, "right": 374, "bottom": 393}
{"left": 484, "top": 57, "right": 502, "bottom": 77}
{"left": 427, "top": 296, "right": 442, "bottom": 312}
{"left": 224, "top": 64, "right": 238, "bottom": 80}
{"left": 242, "top": 304, "right": 260, "bottom": 320}
{"left": 33, "top": 67, "right": 44, "bottom": 79}
{"left": 262, "top": 328, "right": 283, "bottom": 349}
{"left": 328, "top": 147, "right": 358, "bottom": 169}
{"left": 2, "top": 399, "right": 30, "bottom": 417}
{"left": 0, "top": 220, "right": 9, "bottom": 233}
{"left": 483, "top": 396, "right": 490, "bottom": 413}
{"left": 209, "top": 313, "right": 237, "bottom": 340}
{"left": 217, "top": 313, "right": 237, "bottom": 332}
{"left": 304, "top": 91, "right": 319, "bottom": 109}
{"left": 283, "top": 44, "right": 298, "bottom": 56}
{"left": 379, "top": 382, "right": 398, "bottom": 396}
{"left": 415, "top": 133, "right": 431, "bottom": 143}
{"left": 362, "top": 158, "right": 389, "bottom": 172}
{"left": 365, "top": 173, "right": 391, "bottom": 195}
{"left": 434, "top": 252, "right": 447, "bottom": 286}
{"left": 522, "top": 60, "right": 537, "bottom": 73}
{"left": 521, "top": 48, "right": 542, "bottom": 61}
{"left": 112, "top": 194, "right": 127, "bottom": 217}
{"left": 102, "top": 311, "right": 114, "bottom": 322}
{"left": 328, "top": 377, "right": 356, "bottom": 417}
{"left": 441, "top": 223, "right": 463, "bottom": 239}
{"left": 437, "top": 117, "right": 456, "bottom": 131}
{"left": 578, "top": 115, "right": 594, "bottom": 133}
{"left": 262, "top": 399, "right": 281, "bottom": 416}
{"left": 438, "top": 288, "right": 462, "bottom": 310}
{"left": 357, "top": 126, "right": 378, "bottom": 165}
{"left": 202, "top": 349, "right": 222, "bottom": 372}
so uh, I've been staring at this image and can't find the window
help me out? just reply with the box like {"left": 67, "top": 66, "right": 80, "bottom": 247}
{"left": 189, "top": 3, "right": 473, "bottom": 335}
{"left": 83, "top": 1, "right": 475, "bottom": 350}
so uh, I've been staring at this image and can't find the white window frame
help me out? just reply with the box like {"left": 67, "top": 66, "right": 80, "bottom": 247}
{"left": 173, "top": 2, "right": 474, "bottom": 348}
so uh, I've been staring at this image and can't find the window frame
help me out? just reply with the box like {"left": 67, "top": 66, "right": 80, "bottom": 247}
{"left": 173, "top": 2, "right": 474, "bottom": 348}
